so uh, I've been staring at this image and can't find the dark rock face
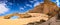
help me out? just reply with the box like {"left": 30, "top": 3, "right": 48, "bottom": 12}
{"left": 27, "top": 0, "right": 60, "bottom": 25}
{"left": 57, "top": 8, "right": 60, "bottom": 20}
{"left": 28, "top": 16, "right": 60, "bottom": 25}
{"left": 26, "top": 19, "right": 46, "bottom": 25}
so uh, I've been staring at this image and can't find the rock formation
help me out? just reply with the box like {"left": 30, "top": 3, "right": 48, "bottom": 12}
{"left": 0, "top": 13, "right": 49, "bottom": 20}
{"left": 0, "top": 13, "right": 49, "bottom": 25}
{"left": 57, "top": 8, "right": 60, "bottom": 19}
{"left": 0, "top": 0, "right": 59, "bottom": 25}
{"left": 29, "top": 0, "right": 59, "bottom": 17}
{"left": 2, "top": 13, "right": 32, "bottom": 19}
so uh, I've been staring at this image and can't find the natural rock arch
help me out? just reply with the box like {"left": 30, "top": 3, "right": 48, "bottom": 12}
{"left": 4, "top": 13, "right": 32, "bottom": 19}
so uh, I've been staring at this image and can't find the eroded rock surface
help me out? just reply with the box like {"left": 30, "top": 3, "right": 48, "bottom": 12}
{"left": 0, "top": 13, "right": 49, "bottom": 25}
{"left": 29, "top": 0, "right": 59, "bottom": 17}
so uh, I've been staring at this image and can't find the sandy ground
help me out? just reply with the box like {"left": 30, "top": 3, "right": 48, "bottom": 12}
{"left": 0, "top": 13, "right": 49, "bottom": 25}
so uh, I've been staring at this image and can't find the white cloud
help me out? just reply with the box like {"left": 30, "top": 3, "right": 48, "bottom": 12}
{"left": 0, "top": 3, "right": 9, "bottom": 14}
{"left": 34, "top": 2, "right": 43, "bottom": 7}
{"left": 30, "top": 1, "right": 34, "bottom": 3}
{"left": 34, "top": 2, "right": 40, "bottom": 7}
{"left": 56, "top": 0, "right": 60, "bottom": 7}
{"left": 26, "top": 4, "right": 32, "bottom": 7}
{"left": 24, "top": 6, "right": 26, "bottom": 8}
{"left": 20, "top": 7, "right": 24, "bottom": 10}
{"left": 34, "top": 0, "right": 37, "bottom": 1}
{"left": 8, "top": 2, "right": 13, "bottom": 5}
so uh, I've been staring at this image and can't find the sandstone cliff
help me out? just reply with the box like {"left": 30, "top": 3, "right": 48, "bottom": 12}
{"left": 29, "top": 0, "right": 59, "bottom": 17}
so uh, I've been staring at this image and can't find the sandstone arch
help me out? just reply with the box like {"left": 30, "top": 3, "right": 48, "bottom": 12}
{"left": 0, "top": 13, "right": 50, "bottom": 25}
{"left": 3, "top": 13, "right": 32, "bottom": 19}
{"left": 0, "top": 13, "right": 50, "bottom": 21}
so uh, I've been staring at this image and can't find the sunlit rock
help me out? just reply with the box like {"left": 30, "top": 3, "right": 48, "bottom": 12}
{"left": 0, "top": 13, "right": 49, "bottom": 25}
{"left": 29, "top": 0, "right": 59, "bottom": 17}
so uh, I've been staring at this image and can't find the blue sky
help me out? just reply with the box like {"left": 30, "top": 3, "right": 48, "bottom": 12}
{"left": 0, "top": 0, "right": 60, "bottom": 19}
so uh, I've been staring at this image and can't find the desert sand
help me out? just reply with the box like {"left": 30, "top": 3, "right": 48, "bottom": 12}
{"left": 0, "top": 13, "right": 49, "bottom": 25}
